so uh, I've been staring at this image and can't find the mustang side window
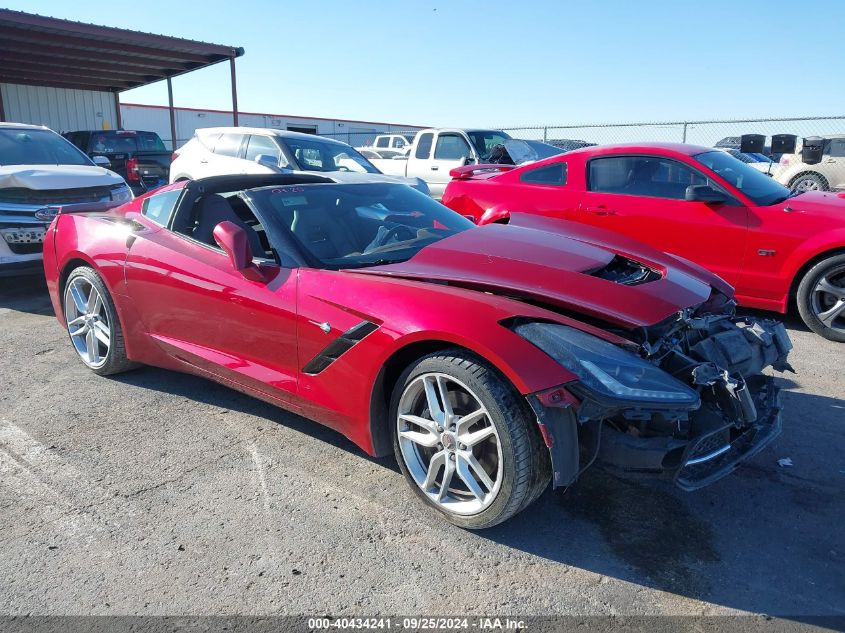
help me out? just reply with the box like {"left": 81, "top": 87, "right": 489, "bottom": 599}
{"left": 589, "top": 156, "right": 706, "bottom": 200}
{"left": 141, "top": 189, "right": 183, "bottom": 227}
{"left": 520, "top": 163, "right": 567, "bottom": 185}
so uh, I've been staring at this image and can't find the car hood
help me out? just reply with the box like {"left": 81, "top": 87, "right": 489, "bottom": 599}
{"left": 777, "top": 190, "right": 845, "bottom": 218}
{"left": 354, "top": 214, "right": 730, "bottom": 328}
{"left": 0, "top": 165, "right": 124, "bottom": 190}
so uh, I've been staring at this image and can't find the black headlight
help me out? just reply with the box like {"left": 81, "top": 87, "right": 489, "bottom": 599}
{"left": 514, "top": 322, "right": 700, "bottom": 409}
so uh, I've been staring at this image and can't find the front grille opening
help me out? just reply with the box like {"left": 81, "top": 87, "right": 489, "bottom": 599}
{"left": 8, "top": 242, "right": 43, "bottom": 255}
{"left": 588, "top": 255, "right": 662, "bottom": 286}
{"left": 0, "top": 186, "right": 115, "bottom": 205}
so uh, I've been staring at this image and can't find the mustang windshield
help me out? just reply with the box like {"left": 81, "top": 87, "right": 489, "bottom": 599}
{"left": 248, "top": 183, "right": 475, "bottom": 269}
{"left": 694, "top": 150, "right": 791, "bottom": 206}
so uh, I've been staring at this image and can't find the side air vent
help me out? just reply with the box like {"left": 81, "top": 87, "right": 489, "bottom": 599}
{"left": 588, "top": 255, "right": 662, "bottom": 286}
{"left": 302, "top": 321, "right": 378, "bottom": 375}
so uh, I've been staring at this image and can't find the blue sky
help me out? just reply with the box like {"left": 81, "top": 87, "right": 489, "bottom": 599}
{"left": 6, "top": 1, "right": 845, "bottom": 127}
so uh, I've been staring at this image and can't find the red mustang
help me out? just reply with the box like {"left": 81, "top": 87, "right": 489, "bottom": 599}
{"left": 442, "top": 143, "right": 845, "bottom": 341}
{"left": 43, "top": 174, "right": 791, "bottom": 528}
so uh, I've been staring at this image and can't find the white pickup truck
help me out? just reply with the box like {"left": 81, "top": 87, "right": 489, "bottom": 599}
{"left": 367, "top": 129, "right": 516, "bottom": 199}
{"left": 368, "top": 128, "right": 565, "bottom": 199}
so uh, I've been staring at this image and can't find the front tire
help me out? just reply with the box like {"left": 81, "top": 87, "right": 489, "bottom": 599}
{"left": 796, "top": 254, "right": 845, "bottom": 342}
{"left": 63, "top": 266, "right": 137, "bottom": 375}
{"left": 391, "top": 351, "right": 550, "bottom": 529}
{"left": 790, "top": 172, "right": 828, "bottom": 193}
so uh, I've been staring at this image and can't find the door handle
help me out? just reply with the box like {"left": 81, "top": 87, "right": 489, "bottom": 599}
{"left": 584, "top": 205, "right": 616, "bottom": 216}
{"left": 430, "top": 166, "right": 439, "bottom": 171}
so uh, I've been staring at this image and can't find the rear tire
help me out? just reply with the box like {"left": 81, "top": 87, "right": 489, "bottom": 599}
{"left": 391, "top": 350, "right": 551, "bottom": 529}
{"left": 63, "top": 266, "right": 138, "bottom": 375}
{"left": 796, "top": 254, "right": 845, "bottom": 342}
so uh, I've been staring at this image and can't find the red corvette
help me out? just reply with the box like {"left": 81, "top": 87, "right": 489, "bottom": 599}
{"left": 442, "top": 143, "right": 845, "bottom": 341}
{"left": 43, "top": 174, "right": 792, "bottom": 528}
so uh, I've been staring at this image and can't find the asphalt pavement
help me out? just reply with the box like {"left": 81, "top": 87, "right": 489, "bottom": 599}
{"left": 1, "top": 275, "right": 843, "bottom": 620}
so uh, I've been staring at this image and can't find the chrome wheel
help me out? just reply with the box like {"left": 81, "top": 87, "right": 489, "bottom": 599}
{"left": 64, "top": 276, "right": 111, "bottom": 368}
{"left": 792, "top": 176, "right": 823, "bottom": 192}
{"left": 396, "top": 373, "right": 502, "bottom": 516}
{"left": 811, "top": 265, "right": 845, "bottom": 333}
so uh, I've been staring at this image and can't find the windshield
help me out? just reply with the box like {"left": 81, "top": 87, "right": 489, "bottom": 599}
{"left": 247, "top": 183, "right": 474, "bottom": 269}
{"left": 694, "top": 150, "right": 791, "bottom": 206}
{"left": 281, "top": 138, "right": 380, "bottom": 174}
{"left": 0, "top": 128, "right": 92, "bottom": 167}
{"left": 466, "top": 130, "right": 512, "bottom": 159}
{"left": 503, "top": 139, "right": 565, "bottom": 164}
{"left": 90, "top": 131, "right": 166, "bottom": 153}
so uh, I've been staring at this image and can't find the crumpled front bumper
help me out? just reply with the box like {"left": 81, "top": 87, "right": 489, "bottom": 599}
{"left": 674, "top": 375, "right": 782, "bottom": 490}
{"left": 527, "top": 313, "right": 791, "bottom": 491}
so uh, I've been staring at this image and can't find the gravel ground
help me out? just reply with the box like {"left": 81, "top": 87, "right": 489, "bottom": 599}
{"left": 0, "top": 275, "right": 843, "bottom": 619}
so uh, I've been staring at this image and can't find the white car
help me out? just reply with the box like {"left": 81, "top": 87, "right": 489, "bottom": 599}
{"left": 170, "top": 127, "right": 429, "bottom": 194}
{"left": 774, "top": 135, "right": 845, "bottom": 192}
{"left": 0, "top": 123, "right": 132, "bottom": 276}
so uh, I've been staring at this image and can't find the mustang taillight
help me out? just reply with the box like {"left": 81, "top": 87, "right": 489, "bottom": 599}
{"left": 126, "top": 157, "right": 140, "bottom": 182}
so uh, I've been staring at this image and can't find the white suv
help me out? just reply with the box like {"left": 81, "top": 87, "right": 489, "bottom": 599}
{"left": 169, "top": 127, "right": 429, "bottom": 194}
{"left": 774, "top": 135, "right": 845, "bottom": 192}
{"left": 0, "top": 123, "right": 131, "bottom": 276}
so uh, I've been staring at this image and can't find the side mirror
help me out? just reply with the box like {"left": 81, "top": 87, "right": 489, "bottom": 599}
{"left": 92, "top": 155, "right": 112, "bottom": 168}
{"left": 685, "top": 184, "right": 727, "bottom": 204}
{"left": 461, "top": 156, "right": 476, "bottom": 166}
{"left": 212, "top": 221, "right": 264, "bottom": 281}
{"left": 255, "top": 153, "right": 281, "bottom": 169}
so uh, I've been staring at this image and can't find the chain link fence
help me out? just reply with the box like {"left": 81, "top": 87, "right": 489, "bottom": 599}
{"left": 499, "top": 116, "right": 845, "bottom": 150}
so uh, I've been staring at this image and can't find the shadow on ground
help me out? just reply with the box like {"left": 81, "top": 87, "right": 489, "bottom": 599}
{"left": 0, "top": 274, "right": 53, "bottom": 315}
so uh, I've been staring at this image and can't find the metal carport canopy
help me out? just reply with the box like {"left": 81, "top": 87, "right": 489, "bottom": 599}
{"left": 0, "top": 9, "right": 244, "bottom": 147}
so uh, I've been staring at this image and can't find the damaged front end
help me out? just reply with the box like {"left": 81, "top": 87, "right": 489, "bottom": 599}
{"left": 514, "top": 296, "right": 793, "bottom": 490}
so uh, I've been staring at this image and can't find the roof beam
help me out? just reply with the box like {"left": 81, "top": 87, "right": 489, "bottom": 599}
{"left": 0, "top": 58, "right": 163, "bottom": 83}
{"left": 0, "top": 9, "right": 240, "bottom": 58}
{"left": 0, "top": 77, "right": 119, "bottom": 93}
{"left": 0, "top": 70, "right": 136, "bottom": 90}
{"left": 1, "top": 30, "right": 219, "bottom": 64}
{"left": 0, "top": 40, "right": 194, "bottom": 73}
{"left": 0, "top": 52, "right": 171, "bottom": 78}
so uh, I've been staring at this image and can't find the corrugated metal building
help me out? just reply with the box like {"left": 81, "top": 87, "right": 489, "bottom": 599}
{"left": 119, "top": 103, "right": 424, "bottom": 149}
{"left": 1, "top": 84, "right": 119, "bottom": 132}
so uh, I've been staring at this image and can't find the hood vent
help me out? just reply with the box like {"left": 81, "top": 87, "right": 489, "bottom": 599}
{"left": 587, "top": 255, "right": 662, "bottom": 286}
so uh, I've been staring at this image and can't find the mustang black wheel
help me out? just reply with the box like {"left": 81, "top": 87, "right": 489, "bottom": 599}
{"left": 797, "top": 254, "right": 845, "bottom": 342}
{"left": 391, "top": 350, "right": 550, "bottom": 529}
{"left": 63, "top": 267, "right": 137, "bottom": 375}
